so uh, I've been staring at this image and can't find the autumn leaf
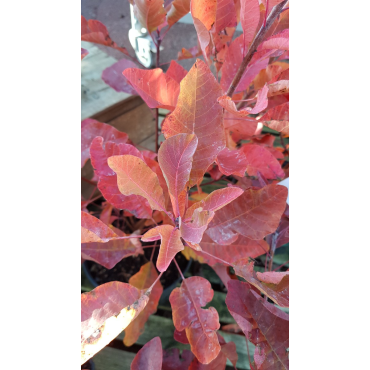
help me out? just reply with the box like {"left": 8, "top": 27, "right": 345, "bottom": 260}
{"left": 90, "top": 137, "right": 152, "bottom": 219}
{"left": 81, "top": 211, "right": 141, "bottom": 268}
{"left": 226, "top": 280, "right": 289, "bottom": 369}
{"left": 259, "top": 29, "right": 289, "bottom": 51}
{"left": 268, "top": 80, "right": 289, "bottom": 98}
{"left": 180, "top": 207, "right": 215, "bottom": 244}
{"left": 132, "top": 0, "right": 166, "bottom": 33}
{"left": 193, "top": 17, "right": 213, "bottom": 64}
{"left": 158, "top": 133, "right": 198, "bottom": 217}
{"left": 81, "top": 119, "right": 128, "bottom": 168}
{"left": 166, "top": 60, "right": 188, "bottom": 84}
{"left": 131, "top": 337, "right": 163, "bottom": 370}
{"left": 162, "top": 59, "right": 225, "bottom": 186}
{"left": 102, "top": 59, "right": 139, "bottom": 94}
{"left": 214, "top": 0, "right": 237, "bottom": 32}
{"left": 191, "top": 0, "right": 217, "bottom": 30}
{"left": 123, "top": 68, "right": 180, "bottom": 110}
{"left": 166, "top": 0, "right": 191, "bottom": 27}
{"left": 240, "top": 0, "right": 260, "bottom": 52}
{"left": 122, "top": 262, "right": 163, "bottom": 346}
{"left": 206, "top": 184, "right": 288, "bottom": 243}
{"left": 178, "top": 45, "right": 202, "bottom": 60}
{"left": 260, "top": 102, "right": 289, "bottom": 135}
{"left": 183, "top": 233, "right": 269, "bottom": 266}
{"left": 170, "top": 276, "right": 221, "bottom": 364}
{"left": 215, "top": 147, "right": 248, "bottom": 177}
{"left": 108, "top": 155, "right": 167, "bottom": 213}
{"left": 185, "top": 187, "right": 244, "bottom": 220}
{"left": 240, "top": 144, "right": 285, "bottom": 179}
{"left": 142, "top": 225, "right": 184, "bottom": 272}
{"left": 81, "top": 16, "right": 130, "bottom": 56}
{"left": 162, "top": 348, "right": 194, "bottom": 370}
{"left": 81, "top": 282, "right": 150, "bottom": 364}
{"left": 233, "top": 259, "right": 289, "bottom": 306}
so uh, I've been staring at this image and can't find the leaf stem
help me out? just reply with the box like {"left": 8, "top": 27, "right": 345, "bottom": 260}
{"left": 173, "top": 258, "right": 185, "bottom": 280}
{"left": 226, "top": 0, "right": 288, "bottom": 97}
{"left": 199, "top": 250, "right": 233, "bottom": 266}
{"left": 272, "top": 259, "right": 289, "bottom": 272}
{"left": 148, "top": 270, "right": 164, "bottom": 291}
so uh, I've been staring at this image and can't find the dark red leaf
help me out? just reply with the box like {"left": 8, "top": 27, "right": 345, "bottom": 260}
{"left": 163, "top": 348, "right": 194, "bottom": 370}
{"left": 101, "top": 59, "right": 138, "bottom": 94}
{"left": 226, "top": 280, "right": 289, "bottom": 369}
{"left": 166, "top": 60, "right": 188, "bottom": 84}
{"left": 131, "top": 337, "right": 162, "bottom": 370}
{"left": 206, "top": 184, "right": 288, "bottom": 242}
{"left": 216, "top": 147, "right": 248, "bottom": 177}
{"left": 170, "top": 276, "right": 221, "bottom": 364}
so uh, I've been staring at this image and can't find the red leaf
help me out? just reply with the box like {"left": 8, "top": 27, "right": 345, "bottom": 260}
{"left": 132, "top": 0, "right": 166, "bottom": 33}
{"left": 193, "top": 18, "right": 212, "bottom": 64}
{"left": 180, "top": 208, "right": 215, "bottom": 244}
{"left": 259, "top": 29, "right": 289, "bottom": 51}
{"left": 233, "top": 260, "right": 289, "bottom": 307}
{"left": 101, "top": 59, "right": 138, "bottom": 94}
{"left": 170, "top": 276, "right": 221, "bottom": 364}
{"left": 167, "top": 0, "right": 191, "bottom": 27}
{"left": 166, "top": 60, "right": 188, "bottom": 84}
{"left": 260, "top": 102, "right": 289, "bottom": 135}
{"left": 142, "top": 225, "right": 184, "bottom": 272}
{"left": 81, "top": 48, "right": 89, "bottom": 59}
{"left": 158, "top": 134, "right": 198, "bottom": 217}
{"left": 163, "top": 348, "right": 194, "bottom": 370}
{"left": 267, "top": 80, "right": 289, "bottom": 98}
{"left": 81, "top": 211, "right": 141, "bottom": 269}
{"left": 123, "top": 68, "right": 180, "bottom": 110}
{"left": 81, "top": 119, "right": 128, "bottom": 168}
{"left": 81, "top": 211, "right": 117, "bottom": 243}
{"left": 216, "top": 147, "right": 248, "bottom": 177}
{"left": 226, "top": 280, "right": 289, "bottom": 369}
{"left": 224, "top": 111, "right": 258, "bottom": 143}
{"left": 178, "top": 45, "right": 202, "bottom": 60}
{"left": 162, "top": 59, "right": 225, "bottom": 186}
{"left": 131, "top": 337, "right": 163, "bottom": 370}
{"left": 185, "top": 187, "right": 244, "bottom": 220}
{"left": 124, "top": 262, "right": 163, "bottom": 346}
{"left": 214, "top": 0, "right": 237, "bottom": 32}
{"left": 240, "top": 144, "right": 285, "bottom": 179}
{"left": 90, "top": 137, "right": 152, "bottom": 219}
{"left": 247, "top": 84, "right": 269, "bottom": 114}
{"left": 174, "top": 329, "right": 190, "bottom": 344}
{"left": 108, "top": 155, "right": 167, "bottom": 213}
{"left": 81, "top": 16, "right": 129, "bottom": 56}
{"left": 240, "top": 0, "right": 260, "bottom": 52}
{"left": 81, "top": 282, "right": 149, "bottom": 364}
{"left": 220, "top": 36, "right": 271, "bottom": 92}
{"left": 206, "top": 184, "right": 288, "bottom": 242}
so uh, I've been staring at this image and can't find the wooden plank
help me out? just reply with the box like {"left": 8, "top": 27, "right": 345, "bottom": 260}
{"left": 93, "top": 346, "right": 136, "bottom": 370}
{"left": 81, "top": 42, "right": 132, "bottom": 120}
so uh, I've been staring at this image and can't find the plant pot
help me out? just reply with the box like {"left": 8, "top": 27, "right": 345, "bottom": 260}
{"left": 82, "top": 249, "right": 191, "bottom": 304}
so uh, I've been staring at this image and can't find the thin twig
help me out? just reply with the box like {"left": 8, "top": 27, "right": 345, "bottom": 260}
{"left": 200, "top": 250, "right": 233, "bottom": 266}
{"left": 272, "top": 260, "right": 289, "bottom": 272}
{"left": 173, "top": 258, "right": 185, "bottom": 280}
{"left": 148, "top": 271, "right": 164, "bottom": 291}
{"left": 226, "top": 0, "right": 288, "bottom": 97}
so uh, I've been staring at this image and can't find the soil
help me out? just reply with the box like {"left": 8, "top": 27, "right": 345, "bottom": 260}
{"left": 84, "top": 246, "right": 190, "bottom": 289}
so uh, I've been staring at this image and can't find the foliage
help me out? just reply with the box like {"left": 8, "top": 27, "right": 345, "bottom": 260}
{"left": 81, "top": 0, "right": 289, "bottom": 368}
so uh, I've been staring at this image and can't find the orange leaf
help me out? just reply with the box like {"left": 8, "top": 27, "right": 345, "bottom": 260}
{"left": 108, "top": 155, "right": 166, "bottom": 213}
{"left": 124, "top": 262, "right": 163, "bottom": 346}
{"left": 170, "top": 277, "right": 221, "bottom": 364}
{"left": 81, "top": 282, "right": 150, "bottom": 364}
{"left": 191, "top": 0, "right": 217, "bottom": 30}
{"left": 132, "top": 0, "right": 167, "bottom": 33}
{"left": 81, "top": 211, "right": 117, "bottom": 243}
{"left": 206, "top": 184, "right": 288, "bottom": 242}
{"left": 142, "top": 225, "right": 184, "bottom": 272}
{"left": 162, "top": 59, "right": 225, "bottom": 186}
{"left": 158, "top": 134, "right": 198, "bottom": 217}
{"left": 123, "top": 68, "right": 180, "bottom": 110}
{"left": 167, "top": 0, "right": 191, "bottom": 27}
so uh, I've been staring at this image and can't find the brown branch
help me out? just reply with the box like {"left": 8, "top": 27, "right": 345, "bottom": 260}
{"left": 226, "top": 0, "right": 288, "bottom": 97}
